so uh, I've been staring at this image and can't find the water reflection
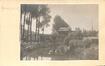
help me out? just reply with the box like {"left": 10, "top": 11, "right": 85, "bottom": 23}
{"left": 23, "top": 56, "right": 52, "bottom": 60}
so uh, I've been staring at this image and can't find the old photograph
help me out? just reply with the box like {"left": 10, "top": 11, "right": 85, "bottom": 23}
{"left": 20, "top": 4, "right": 98, "bottom": 60}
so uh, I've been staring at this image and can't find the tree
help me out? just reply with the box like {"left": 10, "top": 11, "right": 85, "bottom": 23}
{"left": 21, "top": 4, "right": 51, "bottom": 43}
{"left": 21, "top": 4, "right": 30, "bottom": 41}
{"left": 21, "top": 4, "right": 34, "bottom": 42}
{"left": 32, "top": 5, "right": 51, "bottom": 42}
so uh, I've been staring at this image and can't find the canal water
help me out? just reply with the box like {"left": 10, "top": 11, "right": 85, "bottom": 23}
{"left": 23, "top": 56, "right": 52, "bottom": 60}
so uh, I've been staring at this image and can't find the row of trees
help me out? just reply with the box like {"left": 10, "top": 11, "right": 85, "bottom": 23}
{"left": 21, "top": 4, "right": 51, "bottom": 42}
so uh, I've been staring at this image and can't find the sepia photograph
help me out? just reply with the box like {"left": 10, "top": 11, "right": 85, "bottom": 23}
{"left": 20, "top": 4, "right": 98, "bottom": 60}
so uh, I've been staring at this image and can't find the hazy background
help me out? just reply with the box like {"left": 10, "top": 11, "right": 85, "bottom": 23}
{"left": 26, "top": 4, "right": 98, "bottom": 34}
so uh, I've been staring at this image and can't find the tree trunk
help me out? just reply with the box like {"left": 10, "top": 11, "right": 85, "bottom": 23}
{"left": 28, "top": 23, "right": 30, "bottom": 42}
{"left": 20, "top": 12, "right": 23, "bottom": 41}
{"left": 35, "top": 18, "right": 38, "bottom": 42}
{"left": 38, "top": 17, "right": 40, "bottom": 44}
{"left": 42, "top": 27, "right": 45, "bottom": 41}
{"left": 30, "top": 15, "right": 32, "bottom": 42}
{"left": 23, "top": 12, "right": 26, "bottom": 42}
{"left": 43, "top": 27, "right": 44, "bottom": 35}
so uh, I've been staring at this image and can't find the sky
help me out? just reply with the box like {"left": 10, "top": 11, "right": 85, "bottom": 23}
{"left": 23, "top": 4, "right": 98, "bottom": 34}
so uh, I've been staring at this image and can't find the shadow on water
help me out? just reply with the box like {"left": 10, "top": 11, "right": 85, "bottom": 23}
{"left": 21, "top": 47, "right": 71, "bottom": 60}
